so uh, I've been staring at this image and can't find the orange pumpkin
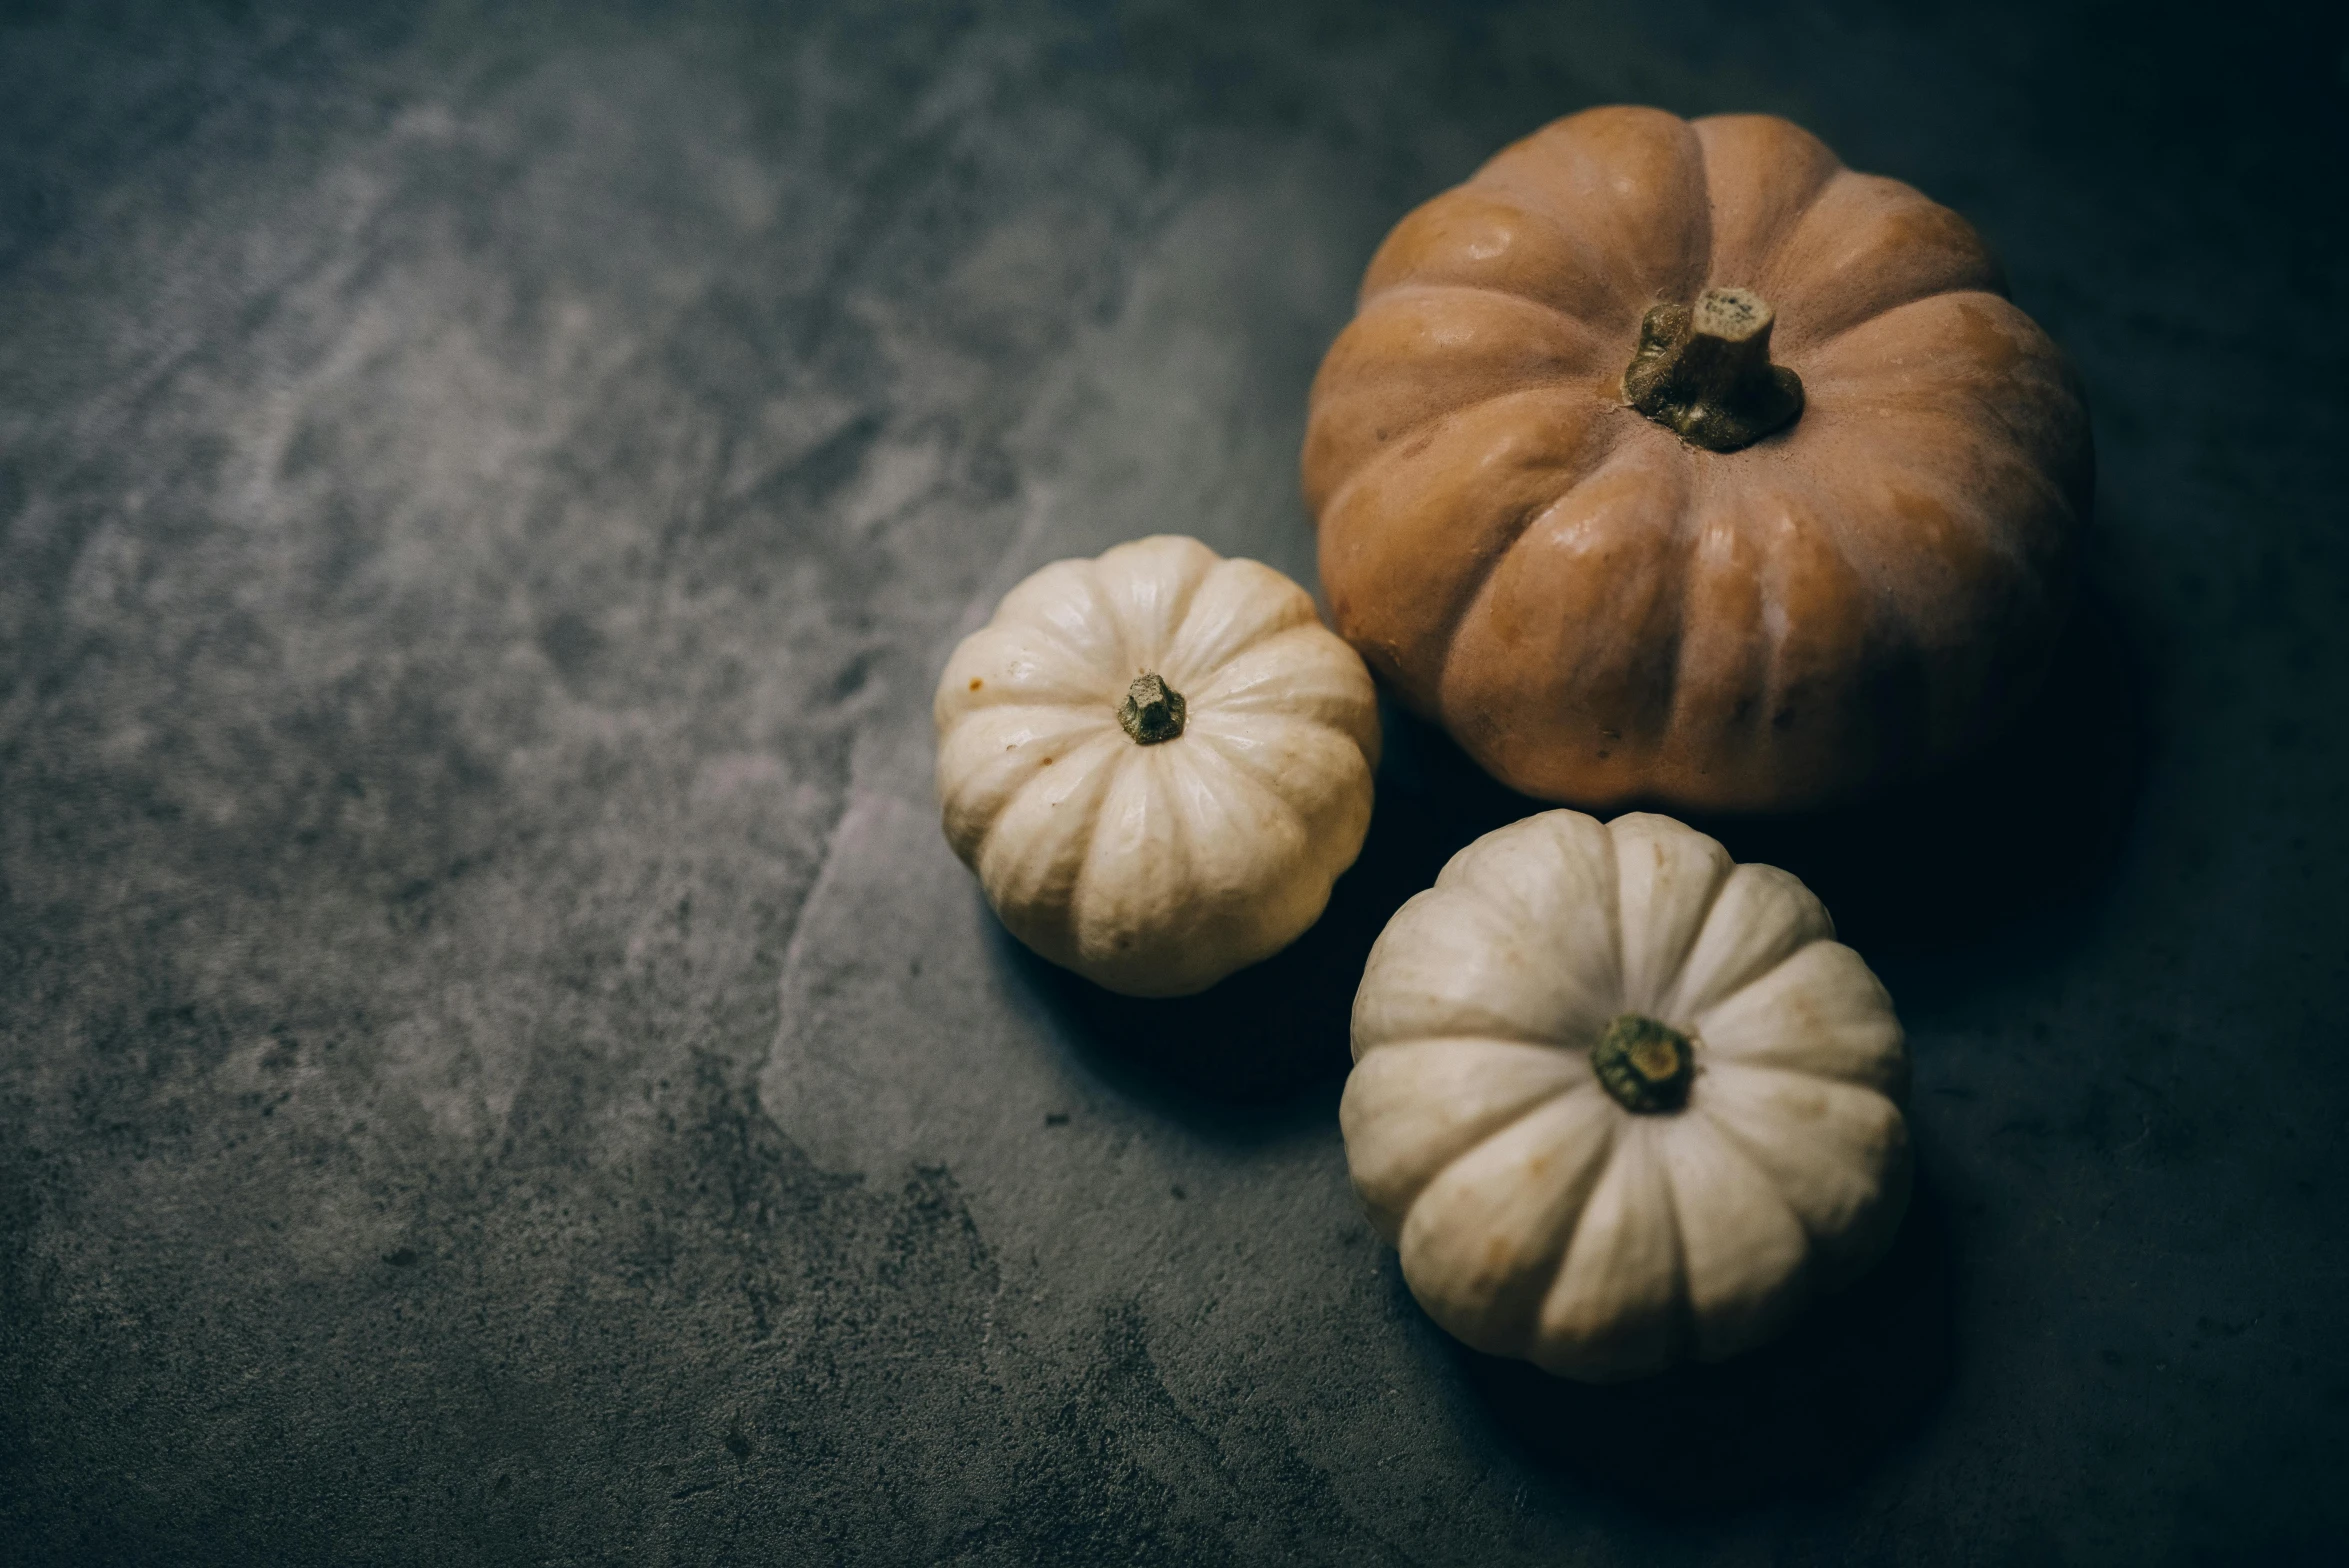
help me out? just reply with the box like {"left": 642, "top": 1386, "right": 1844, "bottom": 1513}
{"left": 1303, "top": 107, "right": 2092, "bottom": 812}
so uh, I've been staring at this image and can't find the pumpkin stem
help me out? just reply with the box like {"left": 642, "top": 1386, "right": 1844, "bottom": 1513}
{"left": 1622, "top": 287, "right": 1804, "bottom": 453}
{"left": 1118, "top": 672, "right": 1187, "bottom": 745}
{"left": 1591, "top": 1014, "right": 1695, "bottom": 1113}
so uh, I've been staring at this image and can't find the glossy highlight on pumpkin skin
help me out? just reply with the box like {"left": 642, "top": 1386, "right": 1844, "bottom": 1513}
{"left": 1304, "top": 106, "right": 2092, "bottom": 812}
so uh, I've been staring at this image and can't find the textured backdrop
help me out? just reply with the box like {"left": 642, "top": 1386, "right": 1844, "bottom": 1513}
{"left": 3, "top": 1, "right": 2345, "bottom": 1562}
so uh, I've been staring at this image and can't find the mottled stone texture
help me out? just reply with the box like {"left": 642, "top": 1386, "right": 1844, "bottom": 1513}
{"left": 2, "top": 1, "right": 2344, "bottom": 1562}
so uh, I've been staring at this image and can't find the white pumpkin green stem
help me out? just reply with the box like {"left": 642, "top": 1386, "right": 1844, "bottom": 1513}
{"left": 1621, "top": 286, "right": 1804, "bottom": 452}
{"left": 1118, "top": 672, "right": 1187, "bottom": 745}
{"left": 1590, "top": 1013, "right": 1694, "bottom": 1114}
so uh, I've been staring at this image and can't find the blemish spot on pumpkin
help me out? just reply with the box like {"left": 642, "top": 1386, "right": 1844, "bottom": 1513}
{"left": 1040, "top": 756, "right": 1053, "bottom": 766}
{"left": 969, "top": 677, "right": 983, "bottom": 690}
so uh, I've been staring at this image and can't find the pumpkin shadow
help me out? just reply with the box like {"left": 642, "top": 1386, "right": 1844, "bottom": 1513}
{"left": 1002, "top": 694, "right": 1541, "bottom": 1117}
{"left": 1683, "top": 586, "right": 2150, "bottom": 959}
{"left": 1457, "top": 1172, "right": 1955, "bottom": 1513}
{"left": 1371, "top": 581, "right": 2149, "bottom": 961}
{"left": 1010, "top": 584, "right": 2142, "bottom": 1114}
{"left": 1001, "top": 921, "right": 1352, "bottom": 1117}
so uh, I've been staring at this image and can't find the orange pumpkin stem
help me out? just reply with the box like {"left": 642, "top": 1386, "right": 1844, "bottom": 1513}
{"left": 1622, "top": 287, "right": 1805, "bottom": 453}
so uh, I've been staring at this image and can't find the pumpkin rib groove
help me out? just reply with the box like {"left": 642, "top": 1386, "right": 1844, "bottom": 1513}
{"left": 940, "top": 700, "right": 1115, "bottom": 747}
{"left": 1662, "top": 468, "right": 1780, "bottom": 770}
{"left": 1679, "top": 113, "right": 1718, "bottom": 308}
{"left": 1312, "top": 380, "right": 1614, "bottom": 530}
{"left": 1690, "top": 941, "right": 1827, "bottom": 1046}
{"left": 1366, "top": 1033, "right": 1589, "bottom": 1061}
{"left": 1798, "top": 280, "right": 2009, "bottom": 357}
{"left": 1063, "top": 743, "right": 1158, "bottom": 967}
{"left": 992, "top": 562, "right": 1126, "bottom": 683}
{"left": 1660, "top": 1117, "right": 1815, "bottom": 1359}
{"left": 1465, "top": 111, "right": 1711, "bottom": 333}
{"left": 1402, "top": 1088, "right": 1622, "bottom": 1356}
{"left": 1770, "top": 471, "right": 1915, "bottom": 770}
{"left": 1176, "top": 721, "right": 1322, "bottom": 848}
{"left": 1780, "top": 386, "right": 2058, "bottom": 736}
{"left": 1394, "top": 1075, "right": 1599, "bottom": 1225}
{"left": 1668, "top": 864, "right": 1835, "bottom": 1019}
{"left": 1182, "top": 650, "right": 1383, "bottom": 755}
{"left": 1727, "top": 461, "right": 1952, "bottom": 791}
{"left": 1783, "top": 430, "right": 2038, "bottom": 579}
{"left": 1351, "top": 278, "right": 1608, "bottom": 337}
{"left": 1597, "top": 806, "right": 1626, "bottom": 995}
{"left": 1093, "top": 545, "right": 1210, "bottom": 677}
{"left": 1756, "top": 171, "right": 1898, "bottom": 340}
{"left": 1161, "top": 737, "right": 1328, "bottom": 957}
{"left": 1361, "top": 182, "right": 1603, "bottom": 316}
{"left": 1427, "top": 417, "right": 1664, "bottom": 732}
{"left": 1690, "top": 944, "right": 1908, "bottom": 1096}
{"left": 1798, "top": 293, "right": 2084, "bottom": 508}
{"left": 943, "top": 713, "right": 1121, "bottom": 862}
{"left": 1655, "top": 1138, "right": 1700, "bottom": 1375}
{"left": 1532, "top": 1121, "right": 1690, "bottom": 1379}
{"left": 977, "top": 730, "right": 1128, "bottom": 960}
{"left": 1753, "top": 169, "right": 2010, "bottom": 354}
{"left": 1606, "top": 812, "right": 1735, "bottom": 1013}
{"left": 1693, "top": 113, "right": 1846, "bottom": 287}
{"left": 1637, "top": 1123, "right": 1699, "bottom": 1378}
{"left": 1363, "top": 1011, "right": 1568, "bottom": 1056}
{"left": 1655, "top": 449, "right": 1722, "bottom": 753}
{"left": 1341, "top": 1040, "right": 1596, "bottom": 1237}
{"left": 1430, "top": 491, "right": 1582, "bottom": 722}
{"left": 1454, "top": 170, "right": 1625, "bottom": 297}
{"left": 1689, "top": 1074, "right": 1894, "bottom": 1249}
{"left": 1353, "top": 885, "right": 1611, "bottom": 1054}
{"left": 1700, "top": 1059, "right": 1902, "bottom": 1120}
{"left": 1190, "top": 705, "right": 1380, "bottom": 780}
{"left": 1427, "top": 810, "right": 1619, "bottom": 990}
{"left": 1157, "top": 564, "right": 1323, "bottom": 694}
{"left": 935, "top": 627, "right": 1114, "bottom": 716}
{"left": 1006, "top": 563, "right": 1119, "bottom": 681}
{"left": 1686, "top": 108, "right": 1718, "bottom": 281}
{"left": 1432, "top": 873, "right": 1554, "bottom": 972}
{"left": 1645, "top": 830, "right": 1740, "bottom": 1012}
{"left": 1316, "top": 374, "right": 1617, "bottom": 506}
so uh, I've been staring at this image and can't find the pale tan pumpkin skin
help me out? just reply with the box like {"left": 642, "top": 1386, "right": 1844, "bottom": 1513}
{"left": 1304, "top": 107, "right": 2093, "bottom": 811}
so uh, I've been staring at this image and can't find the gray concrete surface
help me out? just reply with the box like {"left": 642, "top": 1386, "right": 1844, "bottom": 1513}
{"left": 3, "top": 1, "right": 2345, "bottom": 1562}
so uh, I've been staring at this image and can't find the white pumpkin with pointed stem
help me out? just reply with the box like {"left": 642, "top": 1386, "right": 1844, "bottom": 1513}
{"left": 935, "top": 535, "right": 1380, "bottom": 998}
{"left": 1341, "top": 809, "right": 1910, "bottom": 1380}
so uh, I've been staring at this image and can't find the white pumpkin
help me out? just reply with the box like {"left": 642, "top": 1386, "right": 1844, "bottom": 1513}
{"left": 935, "top": 535, "right": 1380, "bottom": 998}
{"left": 1341, "top": 809, "right": 1909, "bottom": 1381}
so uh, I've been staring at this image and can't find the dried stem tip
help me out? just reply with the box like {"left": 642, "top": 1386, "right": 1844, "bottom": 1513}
{"left": 1622, "top": 287, "right": 1805, "bottom": 453}
{"left": 1118, "top": 672, "right": 1186, "bottom": 745}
